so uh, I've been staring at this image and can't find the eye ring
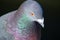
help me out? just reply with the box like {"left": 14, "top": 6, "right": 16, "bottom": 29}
{"left": 31, "top": 12, "right": 35, "bottom": 16}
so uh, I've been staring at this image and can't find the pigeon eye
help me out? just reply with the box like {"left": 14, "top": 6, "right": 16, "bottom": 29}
{"left": 31, "top": 12, "right": 35, "bottom": 16}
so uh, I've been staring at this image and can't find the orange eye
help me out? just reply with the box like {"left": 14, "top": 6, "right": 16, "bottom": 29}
{"left": 31, "top": 12, "right": 34, "bottom": 16}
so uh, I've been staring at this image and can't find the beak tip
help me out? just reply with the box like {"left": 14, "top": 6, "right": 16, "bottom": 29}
{"left": 34, "top": 18, "right": 44, "bottom": 28}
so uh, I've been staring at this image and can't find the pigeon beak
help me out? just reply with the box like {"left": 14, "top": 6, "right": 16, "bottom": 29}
{"left": 34, "top": 18, "right": 44, "bottom": 28}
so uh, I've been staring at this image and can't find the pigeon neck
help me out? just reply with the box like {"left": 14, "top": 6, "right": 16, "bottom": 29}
{"left": 17, "top": 13, "right": 31, "bottom": 28}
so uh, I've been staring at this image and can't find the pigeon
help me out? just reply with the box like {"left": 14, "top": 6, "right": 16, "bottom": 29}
{"left": 0, "top": 0, "right": 44, "bottom": 40}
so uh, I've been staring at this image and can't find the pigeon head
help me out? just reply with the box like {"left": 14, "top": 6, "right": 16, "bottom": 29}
{"left": 16, "top": 0, "right": 44, "bottom": 28}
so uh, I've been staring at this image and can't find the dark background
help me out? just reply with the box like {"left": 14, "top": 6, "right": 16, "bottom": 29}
{"left": 0, "top": 0, "right": 60, "bottom": 40}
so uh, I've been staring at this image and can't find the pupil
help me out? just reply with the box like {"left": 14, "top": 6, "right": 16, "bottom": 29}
{"left": 31, "top": 12, "right": 34, "bottom": 16}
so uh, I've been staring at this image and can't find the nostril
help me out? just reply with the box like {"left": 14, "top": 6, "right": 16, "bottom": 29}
{"left": 34, "top": 21, "right": 42, "bottom": 27}
{"left": 34, "top": 19, "right": 44, "bottom": 28}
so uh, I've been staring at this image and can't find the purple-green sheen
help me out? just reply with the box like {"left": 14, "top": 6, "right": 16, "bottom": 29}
{"left": 0, "top": 0, "right": 44, "bottom": 40}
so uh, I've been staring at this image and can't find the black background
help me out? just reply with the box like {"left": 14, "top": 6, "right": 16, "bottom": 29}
{"left": 0, "top": 0, "right": 60, "bottom": 40}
